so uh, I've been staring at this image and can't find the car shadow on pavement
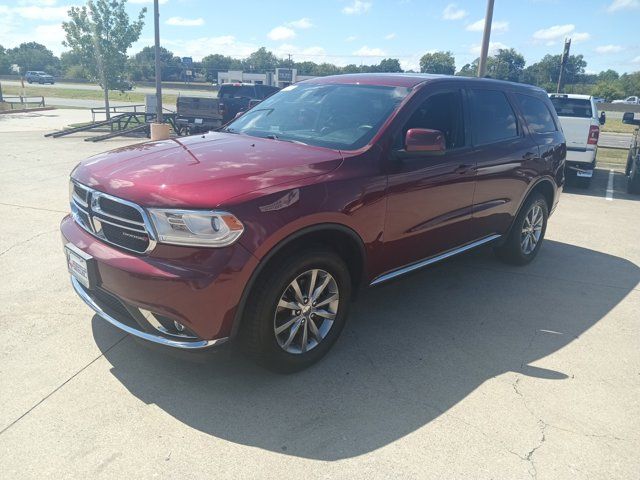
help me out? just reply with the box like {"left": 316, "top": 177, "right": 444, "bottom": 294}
{"left": 92, "top": 240, "right": 639, "bottom": 461}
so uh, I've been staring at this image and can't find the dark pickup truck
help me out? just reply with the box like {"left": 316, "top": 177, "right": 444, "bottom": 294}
{"left": 176, "top": 96, "right": 223, "bottom": 134}
{"left": 218, "top": 83, "right": 280, "bottom": 123}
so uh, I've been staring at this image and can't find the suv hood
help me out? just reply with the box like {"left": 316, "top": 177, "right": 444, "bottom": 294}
{"left": 72, "top": 132, "right": 343, "bottom": 207}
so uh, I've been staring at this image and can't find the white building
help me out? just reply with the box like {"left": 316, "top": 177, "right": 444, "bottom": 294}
{"left": 217, "top": 68, "right": 315, "bottom": 88}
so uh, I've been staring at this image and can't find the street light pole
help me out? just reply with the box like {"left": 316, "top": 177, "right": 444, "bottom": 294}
{"left": 477, "top": 0, "right": 495, "bottom": 77}
{"left": 153, "top": 0, "right": 163, "bottom": 123}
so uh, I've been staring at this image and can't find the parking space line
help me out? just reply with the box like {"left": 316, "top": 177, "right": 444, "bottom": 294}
{"left": 606, "top": 170, "right": 614, "bottom": 201}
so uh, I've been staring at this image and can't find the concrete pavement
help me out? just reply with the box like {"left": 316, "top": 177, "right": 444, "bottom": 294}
{"left": 0, "top": 110, "right": 638, "bottom": 479}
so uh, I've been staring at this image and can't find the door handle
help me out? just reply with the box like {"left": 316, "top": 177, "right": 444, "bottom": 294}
{"left": 455, "top": 164, "right": 475, "bottom": 174}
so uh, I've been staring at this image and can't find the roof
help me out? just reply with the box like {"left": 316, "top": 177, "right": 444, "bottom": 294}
{"left": 304, "top": 73, "right": 546, "bottom": 94}
{"left": 549, "top": 93, "right": 593, "bottom": 100}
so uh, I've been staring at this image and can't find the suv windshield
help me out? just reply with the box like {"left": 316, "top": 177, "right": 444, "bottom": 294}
{"left": 224, "top": 83, "right": 410, "bottom": 150}
{"left": 550, "top": 97, "right": 592, "bottom": 118}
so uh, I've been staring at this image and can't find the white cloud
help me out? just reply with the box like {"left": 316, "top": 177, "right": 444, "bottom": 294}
{"left": 595, "top": 44, "right": 624, "bottom": 53}
{"left": 572, "top": 32, "right": 591, "bottom": 43}
{"left": 345, "top": 35, "right": 357, "bottom": 42}
{"left": 384, "top": 33, "right": 396, "bottom": 40}
{"left": 532, "top": 24, "right": 575, "bottom": 42}
{"left": 607, "top": 0, "right": 639, "bottom": 12}
{"left": 632, "top": 55, "right": 640, "bottom": 64}
{"left": 129, "top": 0, "right": 168, "bottom": 4}
{"left": 17, "top": 0, "right": 58, "bottom": 5}
{"left": 161, "top": 35, "right": 257, "bottom": 60}
{"left": 165, "top": 17, "right": 204, "bottom": 26}
{"left": 10, "top": 6, "right": 71, "bottom": 21}
{"left": 442, "top": 3, "right": 467, "bottom": 20}
{"left": 353, "top": 46, "right": 386, "bottom": 57}
{"left": 342, "top": 0, "right": 371, "bottom": 15}
{"left": 470, "top": 41, "right": 508, "bottom": 55}
{"left": 274, "top": 44, "right": 327, "bottom": 63}
{"left": 466, "top": 19, "right": 509, "bottom": 33}
{"left": 286, "top": 18, "right": 313, "bottom": 29}
{"left": 267, "top": 26, "right": 296, "bottom": 41}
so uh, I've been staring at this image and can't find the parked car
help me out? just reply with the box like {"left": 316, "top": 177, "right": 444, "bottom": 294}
{"left": 62, "top": 74, "right": 565, "bottom": 372}
{"left": 549, "top": 93, "right": 604, "bottom": 187}
{"left": 622, "top": 111, "right": 640, "bottom": 193}
{"left": 217, "top": 83, "right": 280, "bottom": 123}
{"left": 593, "top": 97, "right": 606, "bottom": 104}
{"left": 25, "top": 71, "right": 55, "bottom": 84}
{"left": 612, "top": 96, "right": 640, "bottom": 105}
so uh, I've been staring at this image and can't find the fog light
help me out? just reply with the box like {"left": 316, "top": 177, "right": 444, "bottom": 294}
{"left": 174, "top": 321, "right": 186, "bottom": 332}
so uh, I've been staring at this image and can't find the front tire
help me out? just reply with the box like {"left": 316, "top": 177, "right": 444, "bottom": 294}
{"left": 240, "top": 248, "right": 352, "bottom": 372}
{"left": 495, "top": 192, "right": 548, "bottom": 265}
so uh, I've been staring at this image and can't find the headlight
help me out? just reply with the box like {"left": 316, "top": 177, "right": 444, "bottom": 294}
{"left": 147, "top": 209, "right": 244, "bottom": 247}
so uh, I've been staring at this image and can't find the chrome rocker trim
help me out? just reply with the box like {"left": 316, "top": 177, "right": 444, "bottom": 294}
{"left": 71, "top": 276, "right": 228, "bottom": 350}
{"left": 370, "top": 234, "right": 502, "bottom": 286}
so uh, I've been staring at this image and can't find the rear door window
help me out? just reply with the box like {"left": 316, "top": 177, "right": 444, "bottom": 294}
{"left": 219, "top": 85, "right": 256, "bottom": 98}
{"left": 515, "top": 94, "right": 557, "bottom": 134}
{"left": 469, "top": 89, "right": 518, "bottom": 145}
{"left": 549, "top": 97, "right": 592, "bottom": 118}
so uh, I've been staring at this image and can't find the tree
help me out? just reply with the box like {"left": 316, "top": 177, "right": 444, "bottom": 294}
{"left": 0, "top": 45, "right": 10, "bottom": 74}
{"left": 457, "top": 60, "right": 478, "bottom": 77}
{"left": 523, "top": 54, "right": 587, "bottom": 89}
{"left": 63, "top": 0, "right": 146, "bottom": 119}
{"left": 591, "top": 81, "right": 623, "bottom": 102}
{"left": 243, "top": 47, "right": 280, "bottom": 72}
{"left": 6, "top": 42, "right": 59, "bottom": 75}
{"left": 60, "top": 50, "right": 88, "bottom": 79}
{"left": 129, "top": 46, "right": 182, "bottom": 81}
{"left": 419, "top": 51, "right": 455, "bottom": 75}
{"left": 377, "top": 58, "right": 403, "bottom": 73}
{"left": 487, "top": 48, "right": 525, "bottom": 82}
{"left": 597, "top": 69, "right": 619, "bottom": 83}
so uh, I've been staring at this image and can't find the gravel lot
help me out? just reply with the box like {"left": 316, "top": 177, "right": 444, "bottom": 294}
{"left": 1, "top": 109, "right": 638, "bottom": 479}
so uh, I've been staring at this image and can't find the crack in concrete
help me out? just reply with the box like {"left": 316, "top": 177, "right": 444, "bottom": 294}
{"left": 0, "top": 334, "right": 128, "bottom": 436}
{"left": 0, "top": 202, "right": 67, "bottom": 214}
{"left": 0, "top": 229, "right": 58, "bottom": 257}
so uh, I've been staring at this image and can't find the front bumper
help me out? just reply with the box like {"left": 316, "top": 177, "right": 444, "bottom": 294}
{"left": 71, "top": 276, "right": 227, "bottom": 349}
{"left": 61, "top": 214, "right": 259, "bottom": 350}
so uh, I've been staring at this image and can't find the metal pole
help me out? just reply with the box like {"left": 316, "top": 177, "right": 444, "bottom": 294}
{"left": 477, "top": 0, "right": 495, "bottom": 77}
{"left": 556, "top": 37, "right": 571, "bottom": 94}
{"left": 153, "top": 0, "right": 163, "bottom": 123}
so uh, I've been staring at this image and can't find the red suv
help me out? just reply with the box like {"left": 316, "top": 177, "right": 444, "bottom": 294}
{"left": 62, "top": 74, "right": 565, "bottom": 371}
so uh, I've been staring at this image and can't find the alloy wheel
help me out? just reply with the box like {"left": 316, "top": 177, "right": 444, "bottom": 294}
{"left": 521, "top": 204, "right": 544, "bottom": 255}
{"left": 273, "top": 269, "right": 339, "bottom": 354}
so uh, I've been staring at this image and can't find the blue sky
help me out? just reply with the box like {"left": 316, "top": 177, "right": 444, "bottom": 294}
{"left": 0, "top": 0, "right": 638, "bottom": 73}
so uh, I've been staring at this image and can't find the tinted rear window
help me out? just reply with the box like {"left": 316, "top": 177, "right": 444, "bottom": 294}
{"left": 219, "top": 85, "right": 256, "bottom": 98}
{"left": 469, "top": 89, "right": 518, "bottom": 145}
{"left": 550, "top": 97, "right": 592, "bottom": 118}
{"left": 516, "top": 94, "right": 557, "bottom": 134}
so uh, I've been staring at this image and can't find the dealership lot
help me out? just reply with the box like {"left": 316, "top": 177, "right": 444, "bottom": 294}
{"left": 0, "top": 110, "right": 638, "bottom": 479}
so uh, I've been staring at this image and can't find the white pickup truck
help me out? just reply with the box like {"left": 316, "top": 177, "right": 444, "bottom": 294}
{"left": 549, "top": 94, "right": 606, "bottom": 187}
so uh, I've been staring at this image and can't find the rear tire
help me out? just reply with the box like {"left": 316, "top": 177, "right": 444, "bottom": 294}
{"left": 495, "top": 192, "right": 548, "bottom": 266}
{"left": 628, "top": 159, "right": 640, "bottom": 194}
{"left": 240, "top": 248, "right": 351, "bottom": 373}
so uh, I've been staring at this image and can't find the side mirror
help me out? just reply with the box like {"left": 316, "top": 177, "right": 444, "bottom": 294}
{"left": 405, "top": 128, "right": 446, "bottom": 154}
{"left": 622, "top": 112, "right": 640, "bottom": 126}
{"left": 599, "top": 111, "right": 606, "bottom": 125}
{"left": 248, "top": 99, "right": 262, "bottom": 109}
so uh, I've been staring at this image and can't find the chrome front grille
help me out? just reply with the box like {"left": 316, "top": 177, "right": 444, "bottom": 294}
{"left": 70, "top": 181, "right": 156, "bottom": 254}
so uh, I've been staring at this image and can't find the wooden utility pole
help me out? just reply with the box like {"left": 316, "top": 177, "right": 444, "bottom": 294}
{"left": 153, "top": 0, "right": 163, "bottom": 123}
{"left": 556, "top": 38, "right": 571, "bottom": 93}
{"left": 477, "top": 0, "right": 495, "bottom": 77}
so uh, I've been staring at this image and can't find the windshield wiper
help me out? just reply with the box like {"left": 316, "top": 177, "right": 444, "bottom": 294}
{"left": 264, "top": 134, "right": 308, "bottom": 145}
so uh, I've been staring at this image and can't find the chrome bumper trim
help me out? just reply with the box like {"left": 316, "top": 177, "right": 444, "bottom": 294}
{"left": 71, "top": 276, "right": 228, "bottom": 350}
